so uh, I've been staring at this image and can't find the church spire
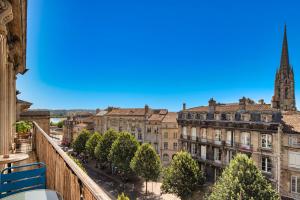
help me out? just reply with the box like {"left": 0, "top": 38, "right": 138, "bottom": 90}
{"left": 280, "top": 24, "right": 290, "bottom": 69}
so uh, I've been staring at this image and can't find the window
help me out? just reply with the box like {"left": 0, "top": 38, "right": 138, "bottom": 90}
{"left": 226, "top": 150, "right": 234, "bottom": 164}
{"left": 291, "top": 176, "right": 300, "bottom": 194}
{"left": 138, "top": 133, "right": 142, "bottom": 140}
{"left": 261, "top": 157, "right": 272, "bottom": 173}
{"left": 285, "top": 87, "right": 289, "bottom": 98}
{"left": 214, "top": 129, "right": 221, "bottom": 144}
{"left": 289, "top": 151, "right": 300, "bottom": 169}
{"left": 261, "top": 134, "right": 272, "bottom": 149}
{"left": 240, "top": 132, "right": 250, "bottom": 148}
{"left": 261, "top": 115, "right": 271, "bottom": 123}
{"left": 289, "top": 136, "right": 300, "bottom": 147}
{"left": 163, "top": 154, "right": 169, "bottom": 162}
{"left": 201, "top": 145, "right": 206, "bottom": 160}
{"left": 201, "top": 128, "right": 207, "bottom": 141}
{"left": 164, "top": 142, "right": 168, "bottom": 150}
{"left": 214, "top": 148, "right": 221, "bottom": 162}
{"left": 191, "top": 127, "right": 197, "bottom": 140}
{"left": 173, "top": 142, "right": 177, "bottom": 150}
{"left": 226, "top": 130, "right": 234, "bottom": 146}
{"left": 164, "top": 132, "right": 168, "bottom": 139}
{"left": 182, "top": 127, "right": 187, "bottom": 139}
{"left": 182, "top": 142, "right": 187, "bottom": 151}
{"left": 191, "top": 143, "right": 196, "bottom": 155}
{"left": 173, "top": 132, "right": 177, "bottom": 139}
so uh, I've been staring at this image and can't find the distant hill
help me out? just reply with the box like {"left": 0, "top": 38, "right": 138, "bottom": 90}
{"left": 30, "top": 109, "right": 96, "bottom": 117}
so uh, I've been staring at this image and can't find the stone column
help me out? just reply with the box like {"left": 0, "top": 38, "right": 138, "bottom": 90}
{"left": 0, "top": 0, "right": 13, "bottom": 156}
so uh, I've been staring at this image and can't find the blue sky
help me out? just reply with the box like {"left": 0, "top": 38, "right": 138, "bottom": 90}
{"left": 17, "top": 0, "right": 300, "bottom": 111}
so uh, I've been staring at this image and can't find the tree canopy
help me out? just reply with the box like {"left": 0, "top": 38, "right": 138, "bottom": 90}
{"left": 94, "top": 129, "right": 119, "bottom": 165}
{"left": 130, "top": 143, "right": 161, "bottom": 194}
{"left": 117, "top": 193, "right": 130, "bottom": 200}
{"left": 85, "top": 132, "right": 102, "bottom": 158}
{"left": 208, "top": 153, "right": 279, "bottom": 200}
{"left": 109, "top": 131, "right": 139, "bottom": 180}
{"left": 72, "top": 129, "right": 91, "bottom": 154}
{"left": 161, "top": 151, "right": 205, "bottom": 200}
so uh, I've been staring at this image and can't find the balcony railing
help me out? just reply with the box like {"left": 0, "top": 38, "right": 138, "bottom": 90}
{"left": 32, "top": 122, "right": 112, "bottom": 200}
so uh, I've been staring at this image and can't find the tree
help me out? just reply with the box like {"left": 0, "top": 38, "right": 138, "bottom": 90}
{"left": 72, "top": 129, "right": 91, "bottom": 154}
{"left": 130, "top": 143, "right": 161, "bottom": 195}
{"left": 85, "top": 132, "right": 102, "bottom": 159}
{"left": 161, "top": 151, "right": 205, "bottom": 200}
{"left": 117, "top": 193, "right": 130, "bottom": 200}
{"left": 57, "top": 120, "right": 64, "bottom": 128}
{"left": 208, "top": 153, "right": 279, "bottom": 200}
{"left": 94, "top": 129, "right": 119, "bottom": 167}
{"left": 109, "top": 132, "right": 139, "bottom": 180}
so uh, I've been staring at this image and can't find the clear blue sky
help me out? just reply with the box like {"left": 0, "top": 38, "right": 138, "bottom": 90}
{"left": 17, "top": 0, "right": 300, "bottom": 111}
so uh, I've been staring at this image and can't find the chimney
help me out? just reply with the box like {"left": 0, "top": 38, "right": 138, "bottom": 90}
{"left": 145, "top": 104, "right": 149, "bottom": 114}
{"left": 183, "top": 103, "right": 186, "bottom": 111}
{"left": 208, "top": 98, "right": 216, "bottom": 112}
{"left": 239, "top": 97, "right": 246, "bottom": 110}
{"left": 258, "top": 99, "right": 265, "bottom": 105}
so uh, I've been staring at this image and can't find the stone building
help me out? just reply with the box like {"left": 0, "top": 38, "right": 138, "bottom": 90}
{"left": 62, "top": 112, "right": 95, "bottom": 145}
{"left": 161, "top": 112, "right": 179, "bottom": 165}
{"left": 178, "top": 26, "right": 300, "bottom": 199}
{"left": 94, "top": 105, "right": 179, "bottom": 161}
{"left": 0, "top": 0, "right": 27, "bottom": 155}
{"left": 20, "top": 110, "right": 50, "bottom": 134}
{"left": 178, "top": 98, "right": 281, "bottom": 184}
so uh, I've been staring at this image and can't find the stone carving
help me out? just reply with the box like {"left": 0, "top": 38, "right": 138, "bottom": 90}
{"left": 0, "top": 0, "right": 13, "bottom": 33}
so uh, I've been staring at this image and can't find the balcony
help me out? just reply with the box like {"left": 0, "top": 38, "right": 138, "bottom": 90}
{"left": 12, "top": 122, "right": 112, "bottom": 200}
{"left": 236, "top": 143, "right": 253, "bottom": 152}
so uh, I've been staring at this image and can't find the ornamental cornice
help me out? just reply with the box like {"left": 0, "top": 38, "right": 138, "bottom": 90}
{"left": 0, "top": 0, "right": 13, "bottom": 34}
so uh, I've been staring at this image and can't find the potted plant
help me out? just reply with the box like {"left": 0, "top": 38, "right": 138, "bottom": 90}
{"left": 15, "top": 121, "right": 33, "bottom": 139}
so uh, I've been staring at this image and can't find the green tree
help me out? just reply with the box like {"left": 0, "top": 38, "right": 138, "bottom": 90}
{"left": 94, "top": 129, "right": 119, "bottom": 167}
{"left": 109, "top": 132, "right": 139, "bottom": 180}
{"left": 161, "top": 151, "right": 205, "bottom": 200}
{"left": 130, "top": 143, "right": 161, "bottom": 195}
{"left": 72, "top": 129, "right": 91, "bottom": 154}
{"left": 85, "top": 132, "right": 102, "bottom": 159}
{"left": 117, "top": 193, "right": 130, "bottom": 200}
{"left": 57, "top": 120, "right": 64, "bottom": 128}
{"left": 208, "top": 153, "right": 279, "bottom": 200}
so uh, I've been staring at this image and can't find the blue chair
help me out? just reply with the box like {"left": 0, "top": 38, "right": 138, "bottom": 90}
{"left": 0, "top": 162, "right": 46, "bottom": 198}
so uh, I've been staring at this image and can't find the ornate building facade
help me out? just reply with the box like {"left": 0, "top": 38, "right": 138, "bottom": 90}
{"left": 0, "top": 0, "right": 27, "bottom": 156}
{"left": 178, "top": 26, "right": 300, "bottom": 200}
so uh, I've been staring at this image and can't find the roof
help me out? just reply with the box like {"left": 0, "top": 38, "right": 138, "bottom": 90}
{"left": 162, "top": 112, "right": 178, "bottom": 123}
{"left": 282, "top": 112, "right": 300, "bottom": 133}
{"left": 96, "top": 110, "right": 108, "bottom": 116}
{"left": 186, "top": 103, "right": 276, "bottom": 113}
{"left": 20, "top": 110, "right": 50, "bottom": 117}
{"left": 17, "top": 99, "right": 32, "bottom": 106}
{"left": 106, "top": 108, "right": 146, "bottom": 116}
{"left": 148, "top": 114, "right": 165, "bottom": 121}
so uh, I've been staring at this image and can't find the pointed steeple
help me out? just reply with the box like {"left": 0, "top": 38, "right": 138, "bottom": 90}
{"left": 280, "top": 24, "right": 290, "bottom": 68}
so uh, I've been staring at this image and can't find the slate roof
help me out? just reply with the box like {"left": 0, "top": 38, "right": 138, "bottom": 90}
{"left": 186, "top": 103, "right": 276, "bottom": 112}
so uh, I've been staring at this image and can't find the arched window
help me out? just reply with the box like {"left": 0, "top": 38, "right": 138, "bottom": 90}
{"left": 285, "top": 87, "right": 289, "bottom": 98}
